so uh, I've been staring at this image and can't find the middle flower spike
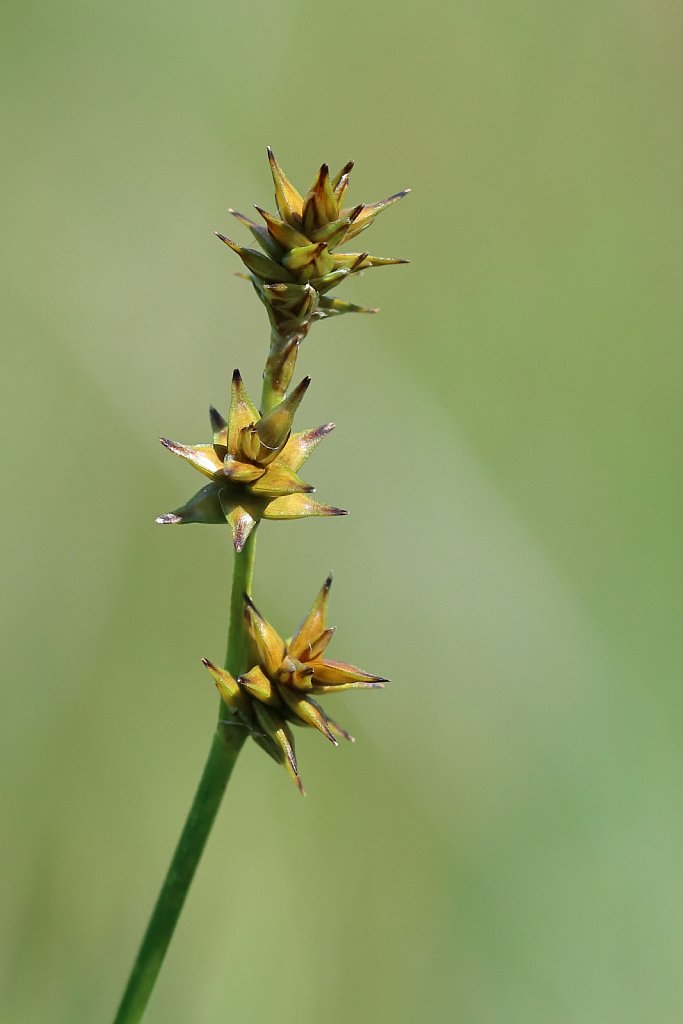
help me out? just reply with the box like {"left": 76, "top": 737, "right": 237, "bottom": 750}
{"left": 156, "top": 370, "right": 346, "bottom": 551}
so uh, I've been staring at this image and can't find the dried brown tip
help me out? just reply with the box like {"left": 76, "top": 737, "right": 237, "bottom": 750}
{"left": 229, "top": 208, "right": 255, "bottom": 225}
{"left": 209, "top": 405, "right": 226, "bottom": 431}
{"left": 329, "top": 717, "right": 355, "bottom": 743}
{"left": 159, "top": 437, "right": 178, "bottom": 452}
{"left": 292, "top": 374, "right": 311, "bottom": 393}
{"left": 243, "top": 593, "right": 261, "bottom": 615}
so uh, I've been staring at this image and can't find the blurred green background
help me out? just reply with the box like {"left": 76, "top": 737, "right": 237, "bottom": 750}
{"left": 2, "top": 1, "right": 682, "bottom": 1021}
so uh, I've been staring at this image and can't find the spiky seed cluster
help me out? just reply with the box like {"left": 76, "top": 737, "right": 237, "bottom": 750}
{"left": 156, "top": 370, "right": 345, "bottom": 551}
{"left": 217, "top": 149, "right": 409, "bottom": 397}
{"left": 203, "top": 575, "right": 386, "bottom": 793}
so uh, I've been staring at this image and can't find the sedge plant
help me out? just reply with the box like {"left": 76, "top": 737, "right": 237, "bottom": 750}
{"left": 112, "top": 149, "right": 409, "bottom": 1023}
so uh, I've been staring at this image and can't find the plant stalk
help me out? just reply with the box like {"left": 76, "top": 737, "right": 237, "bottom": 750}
{"left": 112, "top": 527, "right": 258, "bottom": 1024}
{"left": 261, "top": 332, "right": 300, "bottom": 413}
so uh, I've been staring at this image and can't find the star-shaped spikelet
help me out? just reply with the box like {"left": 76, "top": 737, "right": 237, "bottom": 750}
{"left": 203, "top": 575, "right": 386, "bottom": 793}
{"left": 218, "top": 149, "right": 409, "bottom": 347}
{"left": 156, "top": 371, "right": 346, "bottom": 550}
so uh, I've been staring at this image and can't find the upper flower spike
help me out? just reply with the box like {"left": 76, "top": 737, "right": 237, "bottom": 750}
{"left": 155, "top": 370, "right": 346, "bottom": 551}
{"left": 203, "top": 574, "right": 386, "bottom": 793}
{"left": 218, "top": 149, "right": 410, "bottom": 350}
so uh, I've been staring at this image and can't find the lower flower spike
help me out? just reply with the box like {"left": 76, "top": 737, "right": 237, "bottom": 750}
{"left": 202, "top": 576, "right": 385, "bottom": 792}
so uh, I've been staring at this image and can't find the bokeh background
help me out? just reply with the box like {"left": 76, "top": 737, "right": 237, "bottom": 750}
{"left": 2, "top": 1, "right": 682, "bottom": 1021}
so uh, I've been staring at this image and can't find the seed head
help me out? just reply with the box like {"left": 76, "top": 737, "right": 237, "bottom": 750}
{"left": 155, "top": 370, "right": 345, "bottom": 550}
{"left": 218, "top": 149, "right": 410, "bottom": 347}
{"left": 203, "top": 575, "right": 386, "bottom": 793}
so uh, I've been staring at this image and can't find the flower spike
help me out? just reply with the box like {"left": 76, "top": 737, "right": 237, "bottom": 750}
{"left": 217, "top": 149, "right": 409, "bottom": 398}
{"left": 156, "top": 372, "right": 345, "bottom": 551}
{"left": 204, "top": 575, "right": 386, "bottom": 792}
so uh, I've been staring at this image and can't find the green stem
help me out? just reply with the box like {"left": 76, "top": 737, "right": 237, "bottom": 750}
{"left": 112, "top": 528, "right": 258, "bottom": 1024}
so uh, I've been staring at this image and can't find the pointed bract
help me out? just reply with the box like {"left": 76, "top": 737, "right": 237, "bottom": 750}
{"left": 219, "top": 494, "right": 259, "bottom": 552}
{"left": 239, "top": 665, "right": 280, "bottom": 707}
{"left": 250, "top": 463, "right": 313, "bottom": 497}
{"left": 156, "top": 482, "right": 226, "bottom": 525}
{"left": 229, "top": 208, "right": 283, "bottom": 260}
{"left": 221, "top": 458, "right": 264, "bottom": 484}
{"left": 209, "top": 405, "right": 228, "bottom": 446}
{"left": 277, "top": 423, "right": 335, "bottom": 472}
{"left": 160, "top": 439, "right": 223, "bottom": 479}
{"left": 267, "top": 147, "right": 304, "bottom": 227}
{"left": 255, "top": 375, "right": 310, "bottom": 452}
{"left": 263, "top": 494, "right": 348, "bottom": 520}
{"left": 331, "top": 253, "right": 409, "bottom": 271}
{"left": 244, "top": 596, "right": 286, "bottom": 677}
{"left": 256, "top": 206, "right": 309, "bottom": 250}
{"left": 341, "top": 190, "right": 411, "bottom": 242}
{"left": 288, "top": 573, "right": 332, "bottom": 661}
{"left": 279, "top": 687, "right": 338, "bottom": 745}
{"left": 228, "top": 369, "right": 259, "bottom": 454}
{"left": 202, "top": 658, "right": 251, "bottom": 717}
{"left": 316, "top": 297, "right": 378, "bottom": 317}
{"left": 252, "top": 702, "right": 303, "bottom": 793}
{"left": 215, "top": 233, "right": 295, "bottom": 283}
{"left": 308, "top": 658, "right": 387, "bottom": 688}
{"left": 331, "top": 160, "right": 354, "bottom": 191}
